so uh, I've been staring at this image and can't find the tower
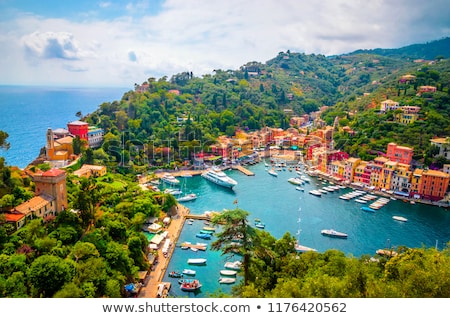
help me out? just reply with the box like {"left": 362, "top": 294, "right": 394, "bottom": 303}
{"left": 33, "top": 168, "right": 68, "bottom": 212}
{"left": 46, "top": 128, "right": 55, "bottom": 159}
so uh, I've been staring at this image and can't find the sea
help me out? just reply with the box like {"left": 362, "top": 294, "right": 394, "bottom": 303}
{"left": 1, "top": 86, "right": 449, "bottom": 298}
{"left": 160, "top": 166, "right": 450, "bottom": 298}
{"left": 0, "top": 85, "right": 129, "bottom": 169}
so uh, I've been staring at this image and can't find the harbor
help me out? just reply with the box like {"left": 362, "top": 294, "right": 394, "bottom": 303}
{"left": 138, "top": 161, "right": 450, "bottom": 298}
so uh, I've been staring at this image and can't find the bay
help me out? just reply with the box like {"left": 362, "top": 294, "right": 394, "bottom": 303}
{"left": 163, "top": 164, "right": 450, "bottom": 297}
{"left": 0, "top": 85, "right": 128, "bottom": 168}
{"left": 1, "top": 86, "right": 449, "bottom": 298}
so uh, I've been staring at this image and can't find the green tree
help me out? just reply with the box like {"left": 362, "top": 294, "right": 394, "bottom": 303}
{"left": 211, "top": 208, "right": 259, "bottom": 286}
{"left": 28, "top": 255, "right": 75, "bottom": 297}
{"left": 73, "top": 136, "right": 83, "bottom": 155}
{"left": 0, "top": 130, "right": 10, "bottom": 150}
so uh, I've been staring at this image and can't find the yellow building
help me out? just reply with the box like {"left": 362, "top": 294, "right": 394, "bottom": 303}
{"left": 371, "top": 157, "right": 389, "bottom": 189}
{"left": 73, "top": 164, "right": 107, "bottom": 178}
{"left": 379, "top": 161, "right": 398, "bottom": 190}
{"left": 45, "top": 128, "right": 74, "bottom": 161}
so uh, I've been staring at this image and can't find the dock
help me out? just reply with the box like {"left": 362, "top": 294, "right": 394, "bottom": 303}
{"left": 179, "top": 242, "right": 207, "bottom": 251}
{"left": 233, "top": 165, "right": 255, "bottom": 176}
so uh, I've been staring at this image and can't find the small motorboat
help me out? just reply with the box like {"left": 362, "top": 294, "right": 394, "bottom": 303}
{"left": 182, "top": 269, "right": 196, "bottom": 276}
{"left": 196, "top": 232, "right": 212, "bottom": 240}
{"left": 361, "top": 206, "right": 376, "bottom": 213}
{"left": 218, "top": 277, "right": 236, "bottom": 284}
{"left": 224, "top": 261, "right": 242, "bottom": 270}
{"left": 220, "top": 269, "right": 237, "bottom": 276}
{"left": 392, "top": 216, "right": 408, "bottom": 222}
{"left": 187, "top": 258, "right": 207, "bottom": 265}
{"left": 180, "top": 279, "right": 202, "bottom": 291}
{"left": 168, "top": 271, "right": 183, "bottom": 278}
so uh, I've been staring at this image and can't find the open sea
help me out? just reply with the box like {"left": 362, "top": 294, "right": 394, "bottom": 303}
{"left": 1, "top": 86, "right": 449, "bottom": 298}
{"left": 0, "top": 85, "right": 128, "bottom": 168}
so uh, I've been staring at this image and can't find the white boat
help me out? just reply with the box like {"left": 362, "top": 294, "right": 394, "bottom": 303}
{"left": 201, "top": 166, "right": 238, "bottom": 189}
{"left": 309, "top": 190, "right": 322, "bottom": 197}
{"left": 177, "top": 193, "right": 197, "bottom": 202}
{"left": 321, "top": 229, "right": 348, "bottom": 239}
{"left": 161, "top": 173, "right": 180, "bottom": 186}
{"left": 218, "top": 277, "right": 236, "bottom": 284}
{"left": 164, "top": 188, "right": 182, "bottom": 195}
{"left": 392, "top": 216, "right": 408, "bottom": 222}
{"left": 268, "top": 168, "right": 278, "bottom": 177}
{"left": 288, "top": 177, "right": 303, "bottom": 185}
{"left": 187, "top": 258, "right": 207, "bottom": 265}
{"left": 182, "top": 269, "right": 196, "bottom": 276}
{"left": 220, "top": 269, "right": 237, "bottom": 276}
{"left": 295, "top": 186, "right": 304, "bottom": 191}
{"left": 224, "top": 261, "right": 242, "bottom": 270}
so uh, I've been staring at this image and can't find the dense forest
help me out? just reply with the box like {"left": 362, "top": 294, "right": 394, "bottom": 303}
{"left": 1, "top": 37, "right": 450, "bottom": 298}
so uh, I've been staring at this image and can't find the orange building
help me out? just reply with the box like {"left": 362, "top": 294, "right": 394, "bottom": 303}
{"left": 414, "top": 169, "right": 450, "bottom": 201}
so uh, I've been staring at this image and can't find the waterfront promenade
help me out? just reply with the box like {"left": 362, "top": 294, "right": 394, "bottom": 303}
{"left": 138, "top": 203, "right": 189, "bottom": 298}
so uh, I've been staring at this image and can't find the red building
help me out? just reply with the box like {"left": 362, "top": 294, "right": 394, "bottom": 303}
{"left": 67, "top": 120, "right": 89, "bottom": 141}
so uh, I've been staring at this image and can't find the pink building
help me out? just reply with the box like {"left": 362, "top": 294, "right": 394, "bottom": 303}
{"left": 386, "top": 143, "right": 413, "bottom": 165}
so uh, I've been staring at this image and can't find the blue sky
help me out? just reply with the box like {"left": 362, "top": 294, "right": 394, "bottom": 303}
{"left": 0, "top": 0, "right": 449, "bottom": 87}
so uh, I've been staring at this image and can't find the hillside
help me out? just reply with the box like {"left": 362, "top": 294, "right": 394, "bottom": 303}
{"left": 348, "top": 37, "right": 450, "bottom": 60}
{"left": 77, "top": 36, "right": 449, "bottom": 173}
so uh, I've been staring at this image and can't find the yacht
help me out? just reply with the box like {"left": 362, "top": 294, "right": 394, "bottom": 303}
{"left": 201, "top": 166, "right": 238, "bottom": 189}
{"left": 160, "top": 173, "right": 180, "bottom": 186}
{"left": 321, "top": 229, "right": 348, "bottom": 239}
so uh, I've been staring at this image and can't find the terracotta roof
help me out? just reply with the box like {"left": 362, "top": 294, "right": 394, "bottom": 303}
{"left": 54, "top": 136, "right": 73, "bottom": 145}
{"left": 5, "top": 213, "right": 26, "bottom": 222}
{"left": 423, "top": 170, "right": 449, "bottom": 178}
{"left": 14, "top": 193, "right": 55, "bottom": 215}
{"left": 42, "top": 168, "right": 66, "bottom": 177}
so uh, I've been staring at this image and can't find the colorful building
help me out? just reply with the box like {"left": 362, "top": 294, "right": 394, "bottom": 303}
{"left": 45, "top": 128, "right": 74, "bottom": 162}
{"left": 391, "top": 163, "right": 412, "bottom": 195}
{"left": 380, "top": 99, "right": 399, "bottom": 112}
{"left": 88, "top": 126, "right": 104, "bottom": 148}
{"left": 73, "top": 164, "right": 107, "bottom": 178}
{"left": 67, "top": 120, "right": 89, "bottom": 141}
{"left": 386, "top": 143, "right": 413, "bottom": 165}
{"left": 412, "top": 169, "right": 450, "bottom": 201}
{"left": 430, "top": 137, "right": 450, "bottom": 160}
{"left": 371, "top": 157, "right": 389, "bottom": 188}
{"left": 379, "top": 160, "right": 398, "bottom": 190}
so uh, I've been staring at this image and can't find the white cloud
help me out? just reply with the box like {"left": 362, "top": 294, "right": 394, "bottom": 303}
{"left": 0, "top": 0, "right": 449, "bottom": 87}
{"left": 22, "top": 31, "right": 83, "bottom": 60}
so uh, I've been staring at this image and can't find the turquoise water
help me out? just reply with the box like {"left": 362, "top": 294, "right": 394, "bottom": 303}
{"left": 163, "top": 163, "right": 450, "bottom": 297}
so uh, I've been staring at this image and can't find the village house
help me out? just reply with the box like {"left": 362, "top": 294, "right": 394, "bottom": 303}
{"left": 4, "top": 168, "right": 68, "bottom": 230}
{"left": 73, "top": 164, "right": 107, "bottom": 178}
{"left": 430, "top": 137, "right": 450, "bottom": 160}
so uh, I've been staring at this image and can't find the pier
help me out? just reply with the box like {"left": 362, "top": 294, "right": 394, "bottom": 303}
{"left": 179, "top": 242, "right": 207, "bottom": 251}
{"left": 233, "top": 165, "right": 255, "bottom": 176}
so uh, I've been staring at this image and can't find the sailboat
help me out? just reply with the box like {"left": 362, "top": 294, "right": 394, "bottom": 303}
{"left": 177, "top": 177, "right": 198, "bottom": 202}
{"left": 294, "top": 207, "right": 317, "bottom": 253}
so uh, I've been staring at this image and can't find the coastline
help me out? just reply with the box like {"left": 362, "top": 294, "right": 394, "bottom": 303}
{"left": 138, "top": 203, "right": 189, "bottom": 298}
